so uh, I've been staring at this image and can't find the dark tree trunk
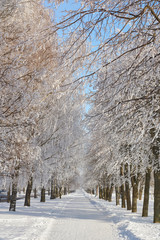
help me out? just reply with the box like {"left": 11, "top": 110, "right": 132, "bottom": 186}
{"left": 106, "top": 186, "right": 110, "bottom": 201}
{"left": 50, "top": 179, "right": 55, "bottom": 199}
{"left": 142, "top": 168, "right": 151, "bottom": 217}
{"left": 99, "top": 186, "right": 102, "bottom": 199}
{"left": 7, "top": 186, "right": 10, "bottom": 203}
{"left": 132, "top": 181, "right": 138, "bottom": 212}
{"left": 120, "top": 165, "right": 126, "bottom": 208}
{"left": 56, "top": 186, "right": 59, "bottom": 198}
{"left": 40, "top": 187, "right": 45, "bottom": 202}
{"left": 121, "top": 183, "right": 126, "bottom": 208}
{"left": 124, "top": 164, "right": 131, "bottom": 210}
{"left": 115, "top": 186, "right": 120, "bottom": 205}
{"left": 59, "top": 187, "right": 62, "bottom": 199}
{"left": 48, "top": 187, "right": 50, "bottom": 196}
{"left": 64, "top": 187, "right": 67, "bottom": 195}
{"left": 102, "top": 187, "right": 105, "bottom": 199}
{"left": 150, "top": 128, "right": 160, "bottom": 223}
{"left": 24, "top": 177, "right": 33, "bottom": 207}
{"left": 103, "top": 187, "right": 107, "bottom": 200}
{"left": 125, "top": 181, "right": 131, "bottom": 210}
{"left": 9, "top": 181, "right": 18, "bottom": 211}
{"left": 154, "top": 170, "right": 160, "bottom": 223}
{"left": 34, "top": 188, "right": 37, "bottom": 198}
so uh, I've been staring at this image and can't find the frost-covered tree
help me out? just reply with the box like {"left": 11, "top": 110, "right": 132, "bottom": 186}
{"left": 0, "top": 0, "right": 58, "bottom": 210}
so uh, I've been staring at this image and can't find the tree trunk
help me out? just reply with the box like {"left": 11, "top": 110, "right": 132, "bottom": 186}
{"left": 115, "top": 186, "right": 120, "bottom": 205}
{"left": 96, "top": 185, "right": 99, "bottom": 196}
{"left": 48, "top": 187, "right": 50, "bottom": 195}
{"left": 99, "top": 186, "right": 102, "bottom": 199}
{"left": 121, "top": 183, "right": 126, "bottom": 208}
{"left": 125, "top": 181, "right": 131, "bottom": 210}
{"left": 34, "top": 188, "right": 37, "bottom": 198}
{"left": 50, "top": 179, "right": 55, "bottom": 199}
{"left": 40, "top": 187, "right": 45, "bottom": 202}
{"left": 24, "top": 177, "right": 33, "bottom": 207}
{"left": 103, "top": 187, "right": 107, "bottom": 200}
{"left": 59, "top": 187, "right": 62, "bottom": 199}
{"left": 139, "top": 184, "right": 143, "bottom": 200}
{"left": 154, "top": 170, "right": 160, "bottom": 223}
{"left": 64, "top": 187, "right": 67, "bottom": 195}
{"left": 142, "top": 168, "right": 151, "bottom": 217}
{"left": 9, "top": 180, "right": 18, "bottom": 211}
{"left": 7, "top": 186, "right": 10, "bottom": 203}
{"left": 124, "top": 163, "right": 131, "bottom": 210}
{"left": 56, "top": 186, "right": 59, "bottom": 197}
{"left": 132, "top": 182, "right": 138, "bottom": 212}
{"left": 106, "top": 186, "right": 110, "bottom": 201}
{"left": 150, "top": 128, "right": 160, "bottom": 223}
{"left": 120, "top": 165, "right": 126, "bottom": 208}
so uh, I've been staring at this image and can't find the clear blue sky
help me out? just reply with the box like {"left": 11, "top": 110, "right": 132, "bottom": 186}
{"left": 44, "top": 0, "right": 80, "bottom": 23}
{"left": 43, "top": 0, "right": 94, "bottom": 113}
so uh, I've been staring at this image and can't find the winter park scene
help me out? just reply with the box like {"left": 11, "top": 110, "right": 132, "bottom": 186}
{"left": 0, "top": 0, "right": 160, "bottom": 240}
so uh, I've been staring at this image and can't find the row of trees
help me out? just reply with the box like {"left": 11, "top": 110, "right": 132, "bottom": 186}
{"left": 1, "top": 0, "right": 160, "bottom": 224}
{"left": 0, "top": 0, "right": 85, "bottom": 211}
{"left": 49, "top": 0, "right": 160, "bottom": 223}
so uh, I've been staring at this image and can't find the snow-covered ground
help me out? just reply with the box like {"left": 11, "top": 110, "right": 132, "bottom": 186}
{"left": 0, "top": 190, "right": 159, "bottom": 240}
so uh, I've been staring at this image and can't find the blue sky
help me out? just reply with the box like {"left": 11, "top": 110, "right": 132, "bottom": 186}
{"left": 44, "top": 0, "right": 80, "bottom": 23}
{"left": 43, "top": 0, "right": 95, "bottom": 113}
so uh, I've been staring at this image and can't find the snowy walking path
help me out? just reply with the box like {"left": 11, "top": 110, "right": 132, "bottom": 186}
{"left": 40, "top": 189, "right": 118, "bottom": 240}
{"left": 0, "top": 189, "right": 160, "bottom": 240}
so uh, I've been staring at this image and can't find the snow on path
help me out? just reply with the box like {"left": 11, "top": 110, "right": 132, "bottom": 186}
{"left": 0, "top": 190, "right": 118, "bottom": 240}
{"left": 2, "top": 189, "right": 160, "bottom": 240}
{"left": 40, "top": 189, "right": 118, "bottom": 240}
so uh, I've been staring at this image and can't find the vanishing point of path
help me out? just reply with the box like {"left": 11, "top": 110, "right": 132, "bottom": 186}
{"left": 40, "top": 190, "right": 118, "bottom": 240}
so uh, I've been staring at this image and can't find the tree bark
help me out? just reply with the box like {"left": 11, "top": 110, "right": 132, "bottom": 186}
{"left": 115, "top": 186, "right": 120, "bottom": 205}
{"left": 56, "top": 186, "right": 59, "bottom": 198}
{"left": 132, "top": 180, "right": 138, "bottom": 212}
{"left": 102, "top": 187, "right": 105, "bottom": 199}
{"left": 154, "top": 170, "right": 160, "bottom": 223}
{"left": 59, "top": 187, "right": 62, "bottom": 199}
{"left": 24, "top": 177, "right": 33, "bottom": 207}
{"left": 50, "top": 179, "right": 55, "bottom": 199}
{"left": 124, "top": 164, "right": 131, "bottom": 210}
{"left": 120, "top": 165, "right": 126, "bottom": 208}
{"left": 40, "top": 187, "right": 45, "bottom": 202}
{"left": 7, "top": 186, "right": 10, "bottom": 203}
{"left": 9, "top": 181, "right": 18, "bottom": 211}
{"left": 96, "top": 185, "right": 99, "bottom": 196}
{"left": 34, "top": 188, "right": 37, "bottom": 198}
{"left": 64, "top": 187, "right": 67, "bottom": 195}
{"left": 103, "top": 187, "right": 107, "bottom": 200}
{"left": 121, "top": 183, "right": 126, "bottom": 208}
{"left": 106, "top": 186, "right": 110, "bottom": 201}
{"left": 125, "top": 181, "right": 131, "bottom": 210}
{"left": 99, "top": 186, "right": 102, "bottom": 199}
{"left": 142, "top": 168, "right": 151, "bottom": 217}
